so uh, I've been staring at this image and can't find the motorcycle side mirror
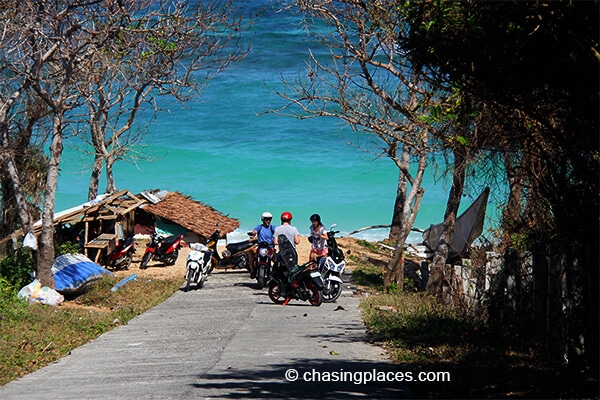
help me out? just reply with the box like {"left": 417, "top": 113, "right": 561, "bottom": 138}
{"left": 330, "top": 223, "right": 337, "bottom": 230}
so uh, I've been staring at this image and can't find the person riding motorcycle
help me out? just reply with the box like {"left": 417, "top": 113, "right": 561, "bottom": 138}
{"left": 273, "top": 211, "right": 300, "bottom": 249}
{"left": 273, "top": 212, "right": 301, "bottom": 305}
{"left": 250, "top": 211, "right": 276, "bottom": 279}
{"left": 251, "top": 212, "right": 276, "bottom": 245}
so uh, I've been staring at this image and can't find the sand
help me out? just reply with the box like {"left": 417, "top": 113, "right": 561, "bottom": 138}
{"left": 110, "top": 235, "right": 386, "bottom": 282}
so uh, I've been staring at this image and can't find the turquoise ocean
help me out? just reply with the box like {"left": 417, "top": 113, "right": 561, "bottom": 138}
{"left": 54, "top": 1, "right": 498, "bottom": 243}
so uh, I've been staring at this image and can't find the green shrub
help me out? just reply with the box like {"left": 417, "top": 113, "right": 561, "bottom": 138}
{"left": 385, "top": 281, "right": 399, "bottom": 294}
{"left": 0, "top": 248, "right": 34, "bottom": 291}
{"left": 352, "top": 264, "right": 383, "bottom": 290}
{"left": 357, "top": 239, "right": 380, "bottom": 252}
{"left": 56, "top": 240, "right": 81, "bottom": 256}
{"left": 0, "top": 276, "right": 19, "bottom": 305}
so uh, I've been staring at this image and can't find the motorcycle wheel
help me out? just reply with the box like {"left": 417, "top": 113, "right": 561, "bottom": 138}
{"left": 197, "top": 274, "right": 205, "bottom": 289}
{"left": 268, "top": 281, "right": 286, "bottom": 304}
{"left": 238, "top": 254, "right": 249, "bottom": 271}
{"left": 208, "top": 257, "right": 217, "bottom": 274}
{"left": 140, "top": 253, "right": 152, "bottom": 269}
{"left": 185, "top": 272, "right": 193, "bottom": 292}
{"left": 322, "top": 281, "right": 342, "bottom": 303}
{"left": 165, "top": 248, "right": 180, "bottom": 266}
{"left": 119, "top": 254, "right": 133, "bottom": 271}
{"left": 257, "top": 265, "right": 266, "bottom": 289}
{"left": 307, "top": 282, "right": 323, "bottom": 307}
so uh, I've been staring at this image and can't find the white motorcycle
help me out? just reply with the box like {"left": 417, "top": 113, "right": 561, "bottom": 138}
{"left": 185, "top": 243, "right": 212, "bottom": 291}
{"left": 318, "top": 224, "right": 348, "bottom": 303}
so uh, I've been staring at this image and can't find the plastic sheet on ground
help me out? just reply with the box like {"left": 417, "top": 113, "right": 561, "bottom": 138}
{"left": 18, "top": 280, "right": 64, "bottom": 306}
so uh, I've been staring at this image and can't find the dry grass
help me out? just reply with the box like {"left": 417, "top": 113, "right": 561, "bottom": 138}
{"left": 354, "top": 263, "right": 599, "bottom": 399}
{"left": 0, "top": 275, "right": 181, "bottom": 385}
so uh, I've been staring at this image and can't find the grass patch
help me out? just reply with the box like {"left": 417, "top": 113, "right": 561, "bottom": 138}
{"left": 0, "top": 275, "right": 180, "bottom": 385}
{"left": 359, "top": 290, "right": 597, "bottom": 398}
{"left": 351, "top": 263, "right": 384, "bottom": 291}
{"left": 356, "top": 239, "right": 381, "bottom": 253}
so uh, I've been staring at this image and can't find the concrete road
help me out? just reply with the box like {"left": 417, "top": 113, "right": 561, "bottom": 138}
{"left": 0, "top": 270, "right": 412, "bottom": 399}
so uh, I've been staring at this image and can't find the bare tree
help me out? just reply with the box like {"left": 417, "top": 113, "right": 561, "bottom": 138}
{"left": 76, "top": 0, "right": 249, "bottom": 200}
{"left": 274, "top": 1, "right": 457, "bottom": 289}
{"left": 0, "top": 1, "right": 60, "bottom": 253}
{"left": 1, "top": 0, "right": 250, "bottom": 287}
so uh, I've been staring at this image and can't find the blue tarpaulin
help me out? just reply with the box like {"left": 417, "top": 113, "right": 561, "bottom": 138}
{"left": 52, "top": 253, "right": 113, "bottom": 294}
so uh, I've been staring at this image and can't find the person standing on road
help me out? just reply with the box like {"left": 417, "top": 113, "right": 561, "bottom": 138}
{"left": 308, "top": 213, "right": 328, "bottom": 261}
{"left": 273, "top": 211, "right": 300, "bottom": 249}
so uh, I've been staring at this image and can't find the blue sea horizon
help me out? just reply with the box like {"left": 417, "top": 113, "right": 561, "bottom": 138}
{"left": 55, "top": 1, "right": 499, "bottom": 243}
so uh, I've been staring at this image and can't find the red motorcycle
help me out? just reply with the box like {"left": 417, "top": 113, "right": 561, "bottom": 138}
{"left": 106, "top": 236, "right": 136, "bottom": 271}
{"left": 268, "top": 234, "right": 324, "bottom": 306}
{"left": 140, "top": 231, "right": 184, "bottom": 269}
{"left": 253, "top": 241, "right": 274, "bottom": 289}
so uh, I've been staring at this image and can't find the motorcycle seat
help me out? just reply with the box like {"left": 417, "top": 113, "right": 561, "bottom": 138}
{"left": 161, "top": 234, "right": 182, "bottom": 247}
{"left": 226, "top": 240, "right": 254, "bottom": 254}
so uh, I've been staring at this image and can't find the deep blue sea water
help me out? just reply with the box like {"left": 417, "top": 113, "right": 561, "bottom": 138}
{"left": 55, "top": 1, "right": 499, "bottom": 243}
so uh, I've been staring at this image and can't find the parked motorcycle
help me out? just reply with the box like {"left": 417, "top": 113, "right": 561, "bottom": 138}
{"left": 184, "top": 243, "right": 212, "bottom": 291}
{"left": 206, "top": 224, "right": 255, "bottom": 272}
{"left": 268, "top": 234, "right": 324, "bottom": 306}
{"left": 106, "top": 236, "right": 136, "bottom": 271}
{"left": 253, "top": 241, "right": 274, "bottom": 289}
{"left": 317, "top": 224, "right": 348, "bottom": 303}
{"left": 140, "top": 231, "right": 184, "bottom": 269}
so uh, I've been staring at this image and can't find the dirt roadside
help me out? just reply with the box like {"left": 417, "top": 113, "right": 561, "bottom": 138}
{"left": 107, "top": 235, "right": 389, "bottom": 283}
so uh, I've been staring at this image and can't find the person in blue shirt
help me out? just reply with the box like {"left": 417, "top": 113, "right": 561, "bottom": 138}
{"left": 249, "top": 212, "right": 276, "bottom": 278}
{"left": 251, "top": 211, "right": 276, "bottom": 247}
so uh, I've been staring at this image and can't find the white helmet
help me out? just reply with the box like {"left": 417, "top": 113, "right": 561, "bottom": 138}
{"left": 261, "top": 211, "right": 273, "bottom": 220}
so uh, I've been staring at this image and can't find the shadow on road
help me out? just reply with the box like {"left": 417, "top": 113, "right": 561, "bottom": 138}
{"left": 192, "top": 358, "right": 412, "bottom": 399}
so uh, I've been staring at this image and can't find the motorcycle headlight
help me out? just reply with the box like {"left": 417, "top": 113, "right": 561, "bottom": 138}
{"left": 259, "top": 247, "right": 269, "bottom": 257}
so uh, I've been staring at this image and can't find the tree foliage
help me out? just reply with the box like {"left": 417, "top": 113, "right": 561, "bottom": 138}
{"left": 400, "top": 0, "right": 599, "bottom": 369}
{"left": 402, "top": 0, "right": 599, "bottom": 243}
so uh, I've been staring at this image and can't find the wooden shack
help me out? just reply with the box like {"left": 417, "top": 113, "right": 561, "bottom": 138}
{"left": 1, "top": 189, "right": 240, "bottom": 265}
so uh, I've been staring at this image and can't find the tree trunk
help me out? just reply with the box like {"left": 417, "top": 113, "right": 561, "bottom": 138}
{"left": 388, "top": 164, "right": 408, "bottom": 243}
{"left": 88, "top": 109, "right": 106, "bottom": 200}
{"left": 426, "top": 148, "right": 467, "bottom": 295}
{"left": 105, "top": 157, "right": 116, "bottom": 194}
{"left": 35, "top": 113, "right": 64, "bottom": 288}
{"left": 384, "top": 147, "right": 427, "bottom": 290}
{"left": 0, "top": 124, "right": 35, "bottom": 244}
{"left": 0, "top": 86, "right": 36, "bottom": 239}
{"left": 88, "top": 155, "right": 103, "bottom": 200}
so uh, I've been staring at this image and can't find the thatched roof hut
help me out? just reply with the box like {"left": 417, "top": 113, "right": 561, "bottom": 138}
{"left": 0, "top": 189, "right": 239, "bottom": 258}
{"left": 139, "top": 191, "right": 239, "bottom": 241}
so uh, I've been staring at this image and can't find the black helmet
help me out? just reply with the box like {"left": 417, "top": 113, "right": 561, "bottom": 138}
{"left": 309, "top": 213, "right": 321, "bottom": 223}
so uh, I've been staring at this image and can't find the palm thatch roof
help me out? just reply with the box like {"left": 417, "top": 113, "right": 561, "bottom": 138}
{"left": 140, "top": 191, "right": 239, "bottom": 238}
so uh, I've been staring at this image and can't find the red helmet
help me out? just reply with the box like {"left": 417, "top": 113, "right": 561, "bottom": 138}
{"left": 281, "top": 211, "right": 293, "bottom": 222}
